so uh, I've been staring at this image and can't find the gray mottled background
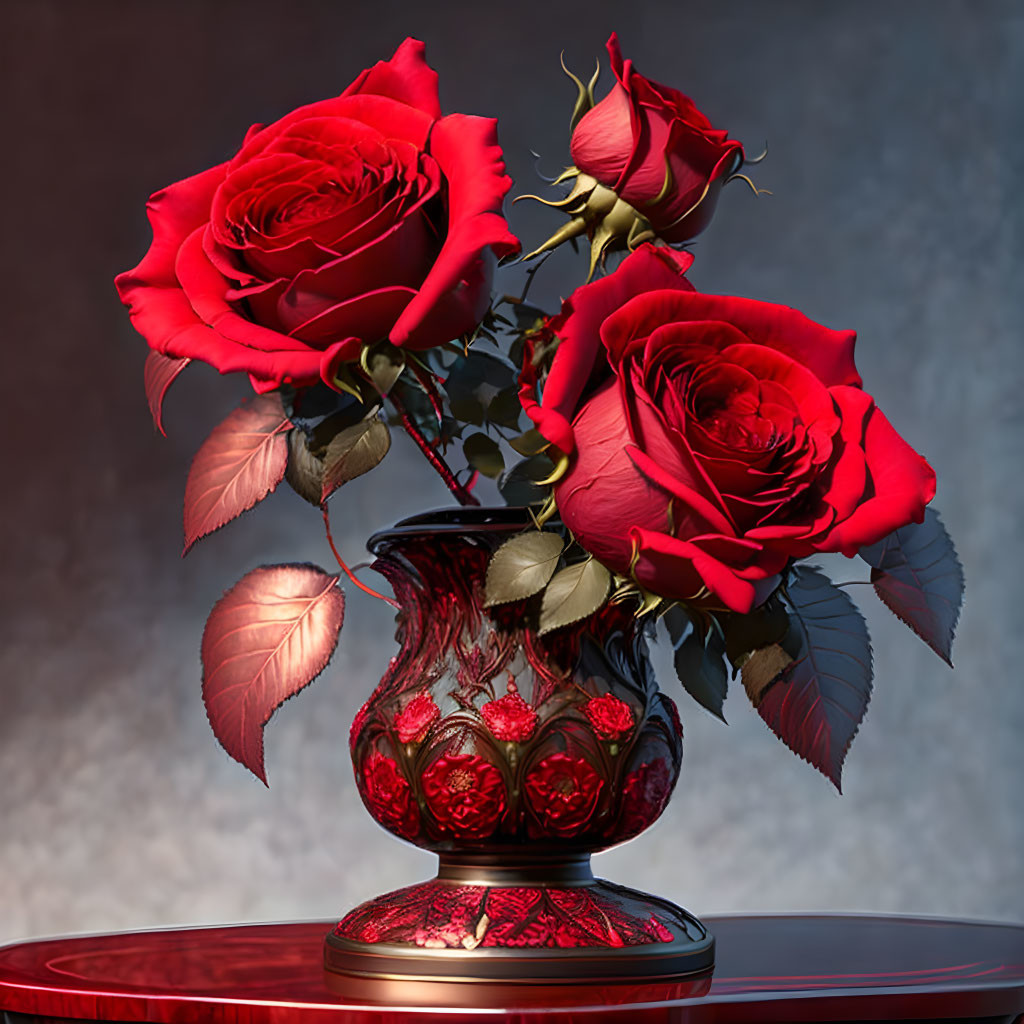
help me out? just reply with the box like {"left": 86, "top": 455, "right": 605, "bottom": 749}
{"left": 1, "top": 0, "right": 1021, "bottom": 945}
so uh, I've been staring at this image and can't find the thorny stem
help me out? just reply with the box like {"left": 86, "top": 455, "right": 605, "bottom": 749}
{"left": 388, "top": 387, "right": 480, "bottom": 507}
{"left": 321, "top": 505, "right": 399, "bottom": 608}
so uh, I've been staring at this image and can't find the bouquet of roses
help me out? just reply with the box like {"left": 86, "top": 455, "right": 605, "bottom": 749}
{"left": 116, "top": 35, "right": 962, "bottom": 793}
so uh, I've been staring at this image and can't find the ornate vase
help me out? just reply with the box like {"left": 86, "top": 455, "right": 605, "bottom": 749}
{"left": 324, "top": 508, "right": 713, "bottom": 984}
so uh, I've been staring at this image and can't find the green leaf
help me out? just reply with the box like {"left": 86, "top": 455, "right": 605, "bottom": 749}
{"left": 508, "top": 428, "right": 549, "bottom": 457}
{"left": 463, "top": 432, "right": 506, "bottom": 479}
{"left": 449, "top": 394, "right": 487, "bottom": 426}
{"left": 321, "top": 417, "right": 391, "bottom": 501}
{"left": 755, "top": 566, "right": 873, "bottom": 791}
{"left": 539, "top": 559, "right": 611, "bottom": 635}
{"left": 484, "top": 531, "right": 564, "bottom": 607}
{"left": 445, "top": 350, "right": 516, "bottom": 427}
{"left": 498, "top": 453, "right": 555, "bottom": 505}
{"left": 285, "top": 428, "right": 326, "bottom": 507}
{"left": 661, "top": 607, "right": 729, "bottom": 722}
{"left": 360, "top": 340, "right": 405, "bottom": 396}
{"left": 487, "top": 384, "right": 524, "bottom": 431}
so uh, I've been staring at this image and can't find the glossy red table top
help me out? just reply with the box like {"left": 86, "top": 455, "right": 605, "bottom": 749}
{"left": 0, "top": 915, "right": 1022, "bottom": 1022}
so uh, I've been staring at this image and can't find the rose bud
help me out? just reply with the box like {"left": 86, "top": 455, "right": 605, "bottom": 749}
{"left": 522, "top": 34, "right": 748, "bottom": 275}
{"left": 520, "top": 244, "right": 936, "bottom": 614}
{"left": 116, "top": 39, "right": 519, "bottom": 396}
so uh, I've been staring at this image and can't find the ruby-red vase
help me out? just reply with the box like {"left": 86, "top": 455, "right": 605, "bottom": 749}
{"left": 324, "top": 508, "right": 713, "bottom": 984}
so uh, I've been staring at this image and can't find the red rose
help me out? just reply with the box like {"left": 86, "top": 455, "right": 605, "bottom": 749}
{"left": 521, "top": 245, "right": 936, "bottom": 614}
{"left": 571, "top": 34, "right": 744, "bottom": 244}
{"left": 360, "top": 752, "right": 419, "bottom": 839}
{"left": 393, "top": 691, "right": 440, "bottom": 744}
{"left": 115, "top": 39, "right": 519, "bottom": 394}
{"left": 618, "top": 759, "right": 673, "bottom": 839}
{"left": 582, "top": 693, "right": 634, "bottom": 740}
{"left": 481, "top": 681, "right": 537, "bottom": 741}
{"left": 524, "top": 753, "right": 604, "bottom": 838}
{"left": 421, "top": 753, "right": 506, "bottom": 839}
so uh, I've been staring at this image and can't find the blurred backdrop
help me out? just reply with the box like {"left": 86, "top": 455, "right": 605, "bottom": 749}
{"left": 1, "top": 0, "right": 1021, "bottom": 943}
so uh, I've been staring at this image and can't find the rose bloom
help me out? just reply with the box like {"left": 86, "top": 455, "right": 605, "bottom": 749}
{"left": 421, "top": 753, "right": 507, "bottom": 840}
{"left": 520, "top": 244, "right": 936, "bottom": 614}
{"left": 571, "top": 34, "right": 744, "bottom": 244}
{"left": 116, "top": 39, "right": 519, "bottom": 393}
{"left": 481, "top": 684, "right": 538, "bottom": 742}
{"left": 524, "top": 753, "right": 604, "bottom": 838}
{"left": 582, "top": 693, "right": 635, "bottom": 740}
{"left": 360, "top": 752, "right": 419, "bottom": 839}
{"left": 393, "top": 691, "right": 440, "bottom": 744}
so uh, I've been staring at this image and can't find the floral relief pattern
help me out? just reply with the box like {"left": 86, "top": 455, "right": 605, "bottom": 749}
{"left": 335, "top": 878, "right": 685, "bottom": 949}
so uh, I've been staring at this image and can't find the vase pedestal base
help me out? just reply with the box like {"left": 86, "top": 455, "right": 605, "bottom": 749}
{"left": 324, "top": 854, "right": 713, "bottom": 985}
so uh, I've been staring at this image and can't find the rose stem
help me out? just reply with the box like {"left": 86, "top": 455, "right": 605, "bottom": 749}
{"left": 321, "top": 505, "right": 399, "bottom": 608}
{"left": 388, "top": 388, "right": 480, "bottom": 507}
{"left": 408, "top": 359, "right": 445, "bottom": 435}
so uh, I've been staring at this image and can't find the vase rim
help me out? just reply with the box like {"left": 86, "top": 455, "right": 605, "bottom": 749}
{"left": 367, "top": 505, "right": 538, "bottom": 555}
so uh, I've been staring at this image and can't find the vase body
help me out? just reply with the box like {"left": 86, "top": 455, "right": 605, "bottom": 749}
{"left": 325, "top": 508, "right": 712, "bottom": 983}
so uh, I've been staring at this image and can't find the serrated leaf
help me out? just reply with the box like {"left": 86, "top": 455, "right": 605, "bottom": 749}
{"left": 463, "top": 432, "right": 505, "bottom": 479}
{"left": 539, "top": 559, "right": 611, "bottom": 635}
{"left": 858, "top": 508, "right": 963, "bottom": 666}
{"left": 285, "top": 428, "right": 325, "bottom": 507}
{"left": 143, "top": 351, "right": 190, "bottom": 436}
{"left": 321, "top": 417, "right": 391, "bottom": 501}
{"left": 487, "top": 385, "right": 524, "bottom": 431}
{"left": 361, "top": 339, "right": 405, "bottom": 396}
{"left": 202, "top": 564, "right": 345, "bottom": 784}
{"left": 755, "top": 566, "right": 873, "bottom": 791}
{"left": 661, "top": 607, "right": 729, "bottom": 722}
{"left": 509, "top": 428, "right": 549, "bottom": 457}
{"left": 183, "top": 394, "right": 290, "bottom": 554}
{"left": 484, "top": 531, "right": 564, "bottom": 607}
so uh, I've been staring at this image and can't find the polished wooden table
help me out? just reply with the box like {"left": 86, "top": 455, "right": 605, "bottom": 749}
{"left": 1, "top": 915, "right": 1022, "bottom": 1022}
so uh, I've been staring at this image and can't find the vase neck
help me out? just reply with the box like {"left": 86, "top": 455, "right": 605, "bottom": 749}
{"left": 435, "top": 852, "right": 594, "bottom": 887}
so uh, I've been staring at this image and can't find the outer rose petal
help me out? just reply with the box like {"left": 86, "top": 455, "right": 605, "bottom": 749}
{"left": 569, "top": 80, "right": 634, "bottom": 187}
{"left": 342, "top": 37, "right": 442, "bottom": 120}
{"left": 818, "top": 385, "right": 936, "bottom": 555}
{"left": 521, "top": 245, "right": 694, "bottom": 453}
{"left": 115, "top": 164, "right": 228, "bottom": 357}
{"left": 389, "top": 114, "right": 520, "bottom": 349}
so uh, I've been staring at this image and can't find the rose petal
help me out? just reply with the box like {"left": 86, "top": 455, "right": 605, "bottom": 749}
{"left": 278, "top": 208, "right": 433, "bottom": 331}
{"left": 630, "top": 527, "right": 758, "bottom": 613}
{"left": 526, "top": 245, "right": 694, "bottom": 451}
{"left": 389, "top": 113, "right": 519, "bottom": 349}
{"left": 287, "top": 285, "right": 418, "bottom": 347}
{"left": 817, "top": 386, "right": 937, "bottom": 555}
{"left": 175, "top": 227, "right": 315, "bottom": 353}
{"left": 342, "top": 37, "right": 441, "bottom": 120}
{"left": 116, "top": 162, "right": 227, "bottom": 311}
{"left": 602, "top": 291, "right": 861, "bottom": 390}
